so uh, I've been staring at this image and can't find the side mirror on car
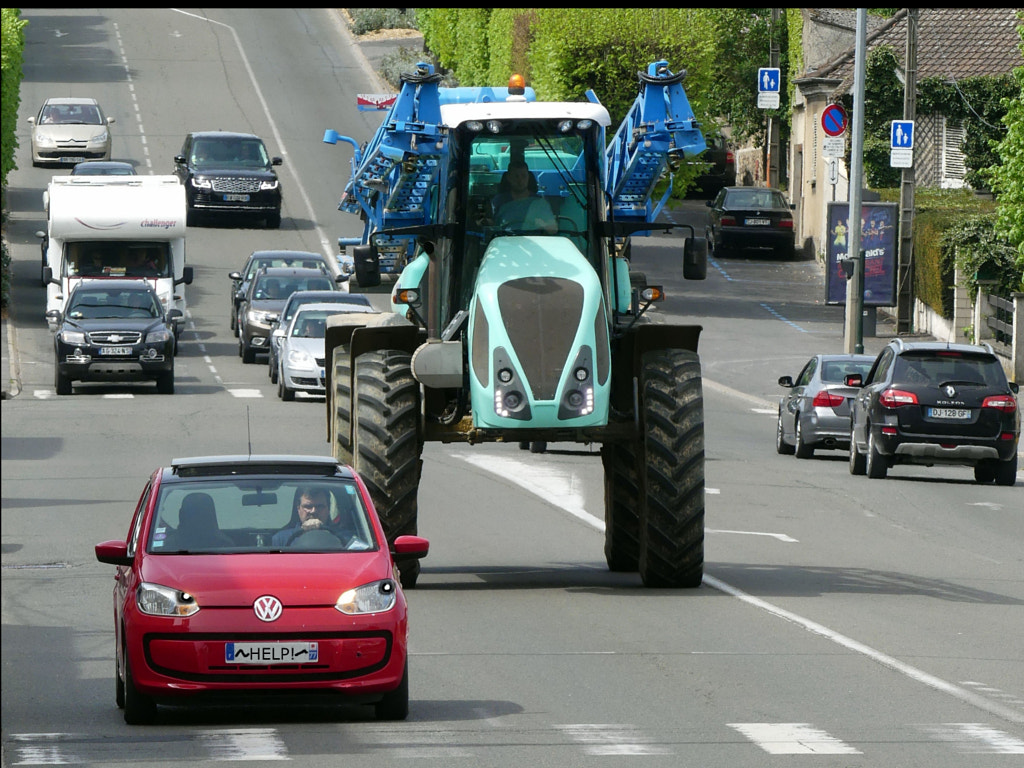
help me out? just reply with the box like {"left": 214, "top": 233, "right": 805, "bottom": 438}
{"left": 778, "top": 375, "right": 794, "bottom": 388}
{"left": 228, "top": 271, "right": 242, "bottom": 281}
{"left": 166, "top": 308, "right": 184, "bottom": 322}
{"left": 174, "top": 154, "right": 186, "bottom": 165}
{"left": 45, "top": 309, "right": 62, "bottom": 326}
{"left": 845, "top": 373, "right": 863, "bottom": 387}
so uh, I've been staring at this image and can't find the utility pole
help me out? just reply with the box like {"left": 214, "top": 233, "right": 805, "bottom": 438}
{"left": 897, "top": 9, "right": 918, "bottom": 334}
{"left": 844, "top": 9, "right": 868, "bottom": 354}
{"left": 766, "top": 8, "right": 781, "bottom": 188}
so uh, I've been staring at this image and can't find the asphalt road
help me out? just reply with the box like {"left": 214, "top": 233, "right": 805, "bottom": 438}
{"left": 2, "top": 9, "right": 1022, "bottom": 767}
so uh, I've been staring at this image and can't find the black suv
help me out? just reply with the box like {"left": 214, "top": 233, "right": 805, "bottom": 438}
{"left": 847, "top": 339, "right": 1020, "bottom": 484}
{"left": 237, "top": 267, "right": 336, "bottom": 364}
{"left": 173, "top": 131, "right": 282, "bottom": 228}
{"left": 48, "top": 280, "right": 180, "bottom": 395}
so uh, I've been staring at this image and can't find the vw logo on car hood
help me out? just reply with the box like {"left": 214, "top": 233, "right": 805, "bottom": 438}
{"left": 253, "top": 595, "right": 283, "bottom": 622}
{"left": 945, "top": 385, "right": 956, "bottom": 397}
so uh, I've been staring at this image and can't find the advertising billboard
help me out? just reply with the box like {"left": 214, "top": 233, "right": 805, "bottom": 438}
{"left": 825, "top": 202, "right": 898, "bottom": 307}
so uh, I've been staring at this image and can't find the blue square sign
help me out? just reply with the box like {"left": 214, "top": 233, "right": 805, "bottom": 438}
{"left": 758, "top": 68, "right": 781, "bottom": 93}
{"left": 891, "top": 120, "right": 914, "bottom": 149}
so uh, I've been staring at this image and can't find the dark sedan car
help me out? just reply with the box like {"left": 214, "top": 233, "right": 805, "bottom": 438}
{"left": 47, "top": 280, "right": 180, "bottom": 395}
{"left": 229, "top": 250, "right": 337, "bottom": 335}
{"left": 173, "top": 131, "right": 282, "bottom": 228}
{"left": 71, "top": 160, "right": 136, "bottom": 176}
{"left": 237, "top": 268, "right": 337, "bottom": 363}
{"left": 706, "top": 186, "right": 796, "bottom": 259}
{"left": 777, "top": 353, "right": 876, "bottom": 458}
{"left": 691, "top": 134, "right": 735, "bottom": 197}
{"left": 848, "top": 339, "right": 1020, "bottom": 484}
{"left": 268, "top": 289, "right": 372, "bottom": 383}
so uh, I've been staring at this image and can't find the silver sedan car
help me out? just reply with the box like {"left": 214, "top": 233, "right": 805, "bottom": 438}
{"left": 277, "top": 302, "right": 376, "bottom": 401}
{"left": 28, "top": 97, "right": 115, "bottom": 166}
{"left": 776, "top": 353, "right": 875, "bottom": 458}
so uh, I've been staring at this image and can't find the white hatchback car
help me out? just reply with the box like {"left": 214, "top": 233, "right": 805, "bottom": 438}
{"left": 277, "top": 302, "right": 376, "bottom": 401}
{"left": 27, "top": 97, "right": 114, "bottom": 166}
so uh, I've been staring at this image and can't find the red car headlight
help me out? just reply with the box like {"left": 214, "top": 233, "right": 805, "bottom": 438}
{"left": 137, "top": 582, "right": 200, "bottom": 617}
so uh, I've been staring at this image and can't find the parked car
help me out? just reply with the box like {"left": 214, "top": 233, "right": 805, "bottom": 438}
{"left": 27, "top": 97, "right": 115, "bottom": 166}
{"left": 691, "top": 134, "right": 735, "bottom": 197}
{"left": 777, "top": 353, "right": 876, "bottom": 458}
{"left": 847, "top": 339, "right": 1020, "bottom": 484}
{"left": 277, "top": 303, "right": 375, "bottom": 400}
{"left": 173, "top": 131, "right": 283, "bottom": 228}
{"left": 237, "top": 267, "right": 336, "bottom": 364}
{"left": 229, "top": 250, "right": 337, "bottom": 335}
{"left": 71, "top": 160, "right": 136, "bottom": 176}
{"left": 705, "top": 186, "right": 796, "bottom": 259}
{"left": 94, "top": 454, "right": 430, "bottom": 724}
{"left": 47, "top": 280, "right": 180, "bottom": 395}
{"left": 269, "top": 290, "right": 373, "bottom": 383}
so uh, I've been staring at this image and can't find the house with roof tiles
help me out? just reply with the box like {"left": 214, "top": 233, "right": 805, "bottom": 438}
{"left": 789, "top": 8, "right": 1022, "bottom": 261}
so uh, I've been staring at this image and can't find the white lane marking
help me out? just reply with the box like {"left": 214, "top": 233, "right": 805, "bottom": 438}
{"left": 198, "top": 728, "right": 288, "bottom": 761}
{"left": 228, "top": 389, "right": 263, "bottom": 398}
{"left": 169, "top": 9, "right": 337, "bottom": 261}
{"left": 921, "top": 723, "right": 1024, "bottom": 754}
{"left": 102, "top": 393, "right": 134, "bottom": 399}
{"left": 752, "top": 407, "right": 777, "bottom": 414}
{"left": 10, "top": 733, "right": 80, "bottom": 765}
{"left": 556, "top": 724, "right": 671, "bottom": 756}
{"left": 34, "top": 390, "right": 55, "bottom": 399}
{"left": 729, "top": 723, "right": 860, "bottom": 755}
{"left": 709, "top": 576, "right": 1024, "bottom": 725}
{"left": 455, "top": 452, "right": 1024, "bottom": 726}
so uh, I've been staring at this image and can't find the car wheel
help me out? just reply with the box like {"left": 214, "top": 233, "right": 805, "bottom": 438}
{"left": 374, "top": 661, "right": 409, "bottom": 721}
{"left": 848, "top": 425, "right": 866, "bottom": 475}
{"left": 866, "top": 428, "right": 888, "bottom": 479}
{"left": 974, "top": 461, "right": 996, "bottom": 484}
{"left": 794, "top": 417, "right": 814, "bottom": 459}
{"left": 518, "top": 441, "right": 530, "bottom": 450}
{"left": 279, "top": 375, "right": 294, "bottom": 401}
{"left": 529, "top": 441, "right": 547, "bottom": 453}
{"left": 230, "top": 307, "right": 237, "bottom": 332}
{"left": 241, "top": 342, "right": 256, "bottom": 365}
{"left": 186, "top": 207, "right": 200, "bottom": 227}
{"left": 266, "top": 210, "right": 281, "bottom": 229}
{"left": 270, "top": 358, "right": 278, "bottom": 383}
{"left": 115, "top": 653, "right": 125, "bottom": 709}
{"left": 122, "top": 651, "right": 157, "bottom": 725}
{"left": 156, "top": 369, "right": 174, "bottom": 395}
{"left": 776, "top": 411, "right": 795, "bottom": 455}
{"left": 994, "top": 455, "right": 1018, "bottom": 486}
{"left": 55, "top": 366, "right": 72, "bottom": 396}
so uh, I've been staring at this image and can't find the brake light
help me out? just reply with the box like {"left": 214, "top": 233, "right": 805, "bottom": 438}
{"left": 778, "top": 218, "right": 794, "bottom": 229}
{"left": 812, "top": 390, "right": 844, "bottom": 407}
{"left": 878, "top": 388, "right": 917, "bottom": 408}
{"left": 720, "top": 216, "right": 737, "bottom": 226}
{"left": 726, "top": 150, "right": 734, "bottom": 163}
{"left": 982, "top": 394, "right": 1017, "bottom": 413}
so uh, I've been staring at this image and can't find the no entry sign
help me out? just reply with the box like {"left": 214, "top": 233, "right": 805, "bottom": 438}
{"left": 821, "top": 104, "right": 848, "bottom": 138}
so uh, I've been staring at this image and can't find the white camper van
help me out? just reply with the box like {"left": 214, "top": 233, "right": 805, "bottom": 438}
{"left": 40, "top": 175, "right": 192, "bottom": 336}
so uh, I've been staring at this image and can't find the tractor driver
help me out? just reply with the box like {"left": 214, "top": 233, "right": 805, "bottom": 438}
{"left": 491, "top": 159, "right": 557, "bottom": 233}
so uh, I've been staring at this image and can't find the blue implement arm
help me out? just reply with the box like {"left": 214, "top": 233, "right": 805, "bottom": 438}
{"left": 605, "top": 60, "right": 706, "bottom": 225}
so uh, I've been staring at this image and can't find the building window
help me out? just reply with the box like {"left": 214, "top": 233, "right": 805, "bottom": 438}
{"left": 941, "top": 118, "right": 966, "bottom": 189}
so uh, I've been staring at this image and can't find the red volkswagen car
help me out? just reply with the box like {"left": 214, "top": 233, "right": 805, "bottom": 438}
{"left": 95, "top": 455, "right": 428, "bottom": 724}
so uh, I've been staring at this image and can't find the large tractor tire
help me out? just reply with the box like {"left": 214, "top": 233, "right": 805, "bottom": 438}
{"left": 637, "top": 348, "right": 705, "bottom": 588}
{"left": 602, "top": 441, "right": 641, "bottom": 572}
{"left": 353, "top": 349, "right": 423, "bottom": 589}
{"left": 332, "top": 346, "right": 354, "bottom": 465}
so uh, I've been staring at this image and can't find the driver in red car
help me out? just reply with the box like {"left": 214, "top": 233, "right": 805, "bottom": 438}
{"left": 272, "top": 486, "right": 347, "bottom": 546}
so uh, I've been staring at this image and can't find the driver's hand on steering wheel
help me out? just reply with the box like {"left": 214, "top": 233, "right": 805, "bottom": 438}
{"left": 300, "top": 518, "right": 324, "bottom": 531}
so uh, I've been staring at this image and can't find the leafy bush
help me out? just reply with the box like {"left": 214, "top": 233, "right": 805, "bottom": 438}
{"left": 348, "top": 8, "right": 417, "bottom": 36}
{"left": 941, "top": 214, "right": 1020, "bottom": 301}
{"left": 2, "top": 8, "right": 28, "bottom": 200}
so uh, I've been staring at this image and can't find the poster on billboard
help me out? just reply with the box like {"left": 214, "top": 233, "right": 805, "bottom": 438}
{"left": 825, "top": 201, "right": 898, "bottom": 306}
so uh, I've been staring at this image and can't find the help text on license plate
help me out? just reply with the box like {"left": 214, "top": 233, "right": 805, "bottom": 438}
{"left": 223, "top": 193, "right": 250, "bottom": 202}
{"left": 928, "top": 407, "right": 971, "bottom": 420}
{"left": 225, "top": 642, "right": 318, "bottom": 664}
{"left": 99, "top": 346, "right": 132, "bottom": 356}
{"left": 745, "top": 217, "right": 770, "bottom": 226}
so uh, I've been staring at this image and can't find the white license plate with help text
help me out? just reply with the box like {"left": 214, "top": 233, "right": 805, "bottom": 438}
{"left": 225, "top": 642, "right": 318, "bottom": 664}
{"left": 99, "top": 346, "right": 132, "bottom": 356}
{"left": 928, "top": 407, "right": 971, "bottom": 420}
{"left": 745, "top": 217, "right": 770, "bottom": 226}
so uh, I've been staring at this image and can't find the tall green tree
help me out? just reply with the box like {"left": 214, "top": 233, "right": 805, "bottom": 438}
{"left": 1, "top": 8, "right": 28, "bottom": 197}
